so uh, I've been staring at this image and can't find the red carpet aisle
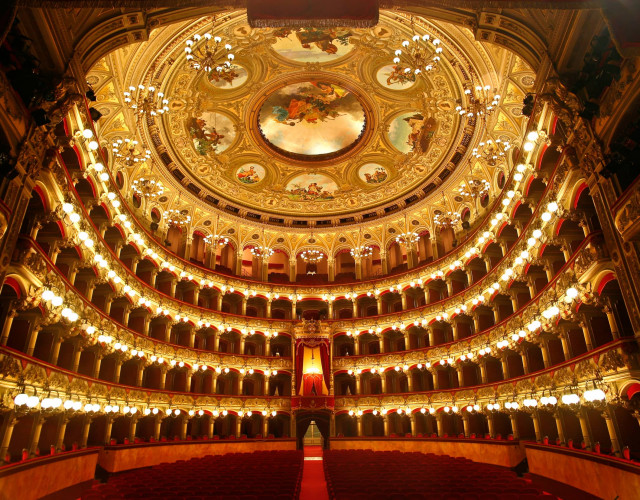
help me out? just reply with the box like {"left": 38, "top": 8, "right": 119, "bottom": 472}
{"left": 300, "top": 446, "right": 330, "bottom": 500}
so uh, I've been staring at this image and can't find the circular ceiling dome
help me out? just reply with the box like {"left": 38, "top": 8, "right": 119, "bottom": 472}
{"left": 257, "top": 79, "right": 367, "bottom": 161}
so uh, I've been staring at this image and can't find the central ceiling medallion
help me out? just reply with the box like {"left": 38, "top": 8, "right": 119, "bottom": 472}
{"left": 255, "top": 77, "right": 368, "bottom": 162}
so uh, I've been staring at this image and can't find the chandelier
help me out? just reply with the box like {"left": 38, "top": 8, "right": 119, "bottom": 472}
{"left": 132, "top": 178, "right": 164, "bottom": 199}
{"left": 396, "top": 213, "right": 420, "bottom": 246}
{"left": 204, "top": 233, "right": 229, "bottom": 247}
{"left": 392, "top": 33, "right": 443, "bottom": 78}
{"left": 300, "top": 249, "right": 324, "bottom": 263}
{"left": 251, "top": 245, "right": 274, "bottom": 259}
{"left": 123, "top": 84, "right": 170, "bottom": 116}
{"left": 458, "top": 178, "right": 490, "bottom": 199}
{"left": 164, "top": 208, "right": 191, "bottom": 226}
{"left": 471, "top": 138, "right": 512, "bottom": 166}
{"left": 111, "top": 138, "right": 151, "bottom": 167}
{"left": 395, "top": 232, "right": 420, "bottom": 245}
{"left": 184, "top": 23, "right": 235, "bottom": 75}
{"left": 434, "top": 210, "right": 461, "bottom": 228}
{"left": 350, "top": 245, "right": 373, "bottom": 259}
{"left": 456, "top": 85, "right": 501, "bottom": 119}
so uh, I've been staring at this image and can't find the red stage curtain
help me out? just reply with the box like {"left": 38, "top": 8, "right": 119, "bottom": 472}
{"left": 295, "top": 342, "right": 305, "bottom": 394}
{"left": 247, "top": 0, "right": 379, "bottom": 28}
{"left": 319, "top": 341, "right": 331, "bottom": 390}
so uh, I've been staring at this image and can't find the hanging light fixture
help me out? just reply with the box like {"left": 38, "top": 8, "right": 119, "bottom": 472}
{"left": 395, "top": 213, "right": 420, "bottom": 246}
{"left": 250, "top": 229, "right": 273, "bottom": 259}
{"left": 300, "top": 248, "right": 324, "bottom": 263}
{"left": 456, "top": 84, "right": 501, "bottom": 119}
{"left": 433, "top": 192, "right": 461, "bottom": 229}
{"left": 350, "top": 228, "right": 373, "bottom": 259}
{"left": 471, "top": 138, "right": 512, "bottom": 166}
{"left": 392, "top": 18, "right": 443, "bottom": 79}
{"left": 123, "top": 84, "right": 170, "bottom": 116}
{"left": 132, "top": 178, "right": 164, "bottom": 199}
{"left": 204, "top": 215, "right": 229, "bottom": 249}
{"left": 185, "top": 17, "right": 236, "bottom": 76}
{"left": 111, "top": 138, "right": 151, "bottom": 167}
{"left": 164, "top": 208, "right": 191, "bottom": 227}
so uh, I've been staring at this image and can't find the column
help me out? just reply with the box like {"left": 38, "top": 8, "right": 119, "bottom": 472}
{"left": 353, "top": 338, "right": 359, "bottom": 356}
{"left": 169, "top": 279, "right": 177, "bottom": 298}
{"left": 185, "top": 372, "right": 193, "bottom": 392}
{"left": 479, "top": 362, "right": 487, "bottom": 384}
{"left": 383, "top": 415, "right": 390, "bottom": 436}
{"left": 85, "top": 281, "right": 96, "bottom": 302}
{"left": 206, "top": 417, "right": 214, "bottom": 439}
{"left": 154, "top": 416, "right": 162, "bottom": 441}
{"left": 380, "top": 374, "right": 387, "bottom": 393}
{"left": 410, "top": 413, "right": 417, "bottom": 436}
{"left": 137, "top": 364, "right": 145, "bottom": 387}
{"left": 291, "top": 300, "right": 297, "bottom": 320}
{"left": 554, "top": 411, "right": 566, "bottom": 445}
{"left": 435, "top": 413, "right": 444, "bottom": 437}
{"left": 445, "top": 278, "right": 453, "bottom": 297}
{"left": 25, "top": 322, "right": 42, "bottom": 356}
{"left": 559, "top": 334, "right": 572, "bottom": 361}
{"left": 354, "top": 257, "right": 362, "bottom": 280}
{"left": 159, "top": 368, "right": 167, "bottom": 390}
{"left": 266, "top": 300, "right": 272, "bottom": 319}
{"left": 180, "top": 416, "right": 188, "bottom": 440}
{"left": 234, "top": 251, "right": 243, "bottom": 275}
{"left": 356, "top": 416, "right": 363, "bottom": 437}
{"left": 80, "top": 415, "right": 92, "bottom": 448}
{"left": 49, "top": 337, "right": 62, "bottom": 365}
{"left": 380, "top": 251, "right": 388, "bottom": 275}
{"left": 241, "top": 297, "right": 247, "bottom": 316}
{"left": 0, "top": 309, "right": 17, "bottom": 346}
{"left": 487, "top": 413, "right": 495, "bottom": 438}
{"left": 239, "top": 377, "right": 244, "bottom": 395}
{"left": 520, "top": 351, "right": 530, "bottom": 374}
{"left": 500, "top": 356, "right": 509, "bottom": 380}
{"left": 114, "top": 360, "right": 123, "bottom": 383}
{"left": 378, "top": 336, "right": 384, "bottom": 354}
{"left": 262, "top": 417, "right": 269, "bottom": 438}
{"left": 235, "top": 416, "right": 242, "bottom": 438}
{"left": 352, "top": 300, "right": 358, "bottom": 318}
{"left": 531, "top": 411, "right": 542, "bottom": 442}
{"left": 93, "top": 354, "right": 103, "bottom": 379}
{"left": 456, "top": 366, "right": 464, "bottom": 387}
{"left": 602, "top": 408, "right": 622, "bottom": 457}
{"left": 239, "top": 336, "right": 246, "bottom": 355}
{"left": 53, "top": 415, "right": 67, "bottom": 452}
{"left": 509, "top": 413, "right": 519, "bottom": 439}
{"left": 465, "top": 268, "right": 474, "bottom": 286}
{"left": 604, "top": 306, "right": 620, "bottom": 340}
{"left": 216, "top": 293, "right": 223, "bottom": 311}
{"left": 327, "top": 257, "right": 335, "bottom": 282}
{"left": 149, "top": 269, "right": 158, "bottom": 288}
{"left": 407, "top": 244, "right": 417, "bottom": 269}
{"left": 540, "top": 341, "right": 551, "bottom": 368}
{"left": 355, "top": 374, "right": 361, "bottom": 394}
{"left": 472, "top": 314, "right": 480, "bottom": 334}
{"left": 122, "top": 306, "right": 131, "bottom": 327}
{"left": 193, "top": 287, "right": 200, "bottom": 306}
{"left": 71, "top": 343, "right": 83, "bottom": 372}
{"left": 407, "top": 371, "right": 414, "bottom": 392}
{"left": 264, "top": 375, "right": 270, "bottom": 396}
{"left": 129, "top": 416, "right": 138, "bottom": 442}
{"left": 462, "top": 413, "right": 470, "bottom": 438}
{"left": 401, "top": 291, "right": 408, "bottom": 310}
{"left": 578, "top": 409, "right": 593, "bottom": 450}
{"left": 103, "top": 416, "right": 114, "bottom": 445}
{"left": 0, "top": 415, "right": 17, "bottom": 463}
{"left": 427, "top": 327, "right": 434, "bottom": 347}
{"left": 431, "top": 370, "right": 439, "bottom": 390}
{"left": 289, "top": 258, "right": 296, "bottom": 282}
{"left": 509, "top": 291, "right": 519, "bottom": 313}
{"left": 452, "top": 321, "right": 459, "bottom": 341}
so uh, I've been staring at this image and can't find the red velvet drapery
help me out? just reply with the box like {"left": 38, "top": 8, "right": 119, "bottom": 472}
{"left": 247, "top": 0, "right": 379, "bottom": 28}
{"left": 295, "top": 338, "right": 331, "bottom": 395}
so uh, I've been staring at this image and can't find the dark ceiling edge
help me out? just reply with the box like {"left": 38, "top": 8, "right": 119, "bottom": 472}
{"left": 14, "top": 0, "right": 600, "bottom": 10}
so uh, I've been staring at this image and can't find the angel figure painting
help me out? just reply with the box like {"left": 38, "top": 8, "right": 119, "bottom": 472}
{"left": 188, "top": 112, "right": 235, "bottom": 155}
{"left": 388, "top": 112, "right": 437, "bottom": 154}
{"left": 259, "top": 81, "right": 366, "bottom": 157}
{"left": 272, "top": 28, "right": 354, "bottom": 62}
{"left": 377, "top": 64, "right": 417, "bottom": 89}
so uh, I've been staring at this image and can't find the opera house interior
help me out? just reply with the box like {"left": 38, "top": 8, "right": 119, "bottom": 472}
{"left": 1, "top": 0, "right": 640, "bottom": 498}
